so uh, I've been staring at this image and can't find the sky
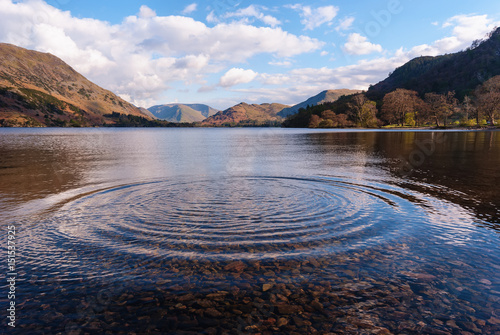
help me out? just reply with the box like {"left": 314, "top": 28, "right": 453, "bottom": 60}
{"left": 0, "top": 0, "right": 499, "bottom": 110}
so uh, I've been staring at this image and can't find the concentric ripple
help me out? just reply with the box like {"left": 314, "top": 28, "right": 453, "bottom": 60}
{"left": 24, "top": 175, "right": 430, "bottom": 263}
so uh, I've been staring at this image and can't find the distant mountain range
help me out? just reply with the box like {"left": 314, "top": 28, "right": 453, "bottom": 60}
{"left": 278, "top": 89, "right": 362, "bottom": 117}
{"left": 0, "top": 43, "right": 152, "bottom": 127}
{"left": 202, "top": 102, "right": 289, "bottom": 126}
{"left": 148, "top": 104, "right": 218, "bottom": 123}
{"left": 4, "top": 28, "right": 499, "bottom": 128}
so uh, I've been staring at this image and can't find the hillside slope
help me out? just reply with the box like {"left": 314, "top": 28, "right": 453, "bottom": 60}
{"left": 0, "top": 43, "right": 150, "bottom": 127}
{"left": 367, "top": 27, "right": 500, "bottom": 100}
{"left": 202, "top": 102, "right": 288, "bottom": 126}
{"left": 278, "top": 89, "right": 362, "bottom": 117}
{"left": 148, "top": 104, "right": 218, "bottom": 123}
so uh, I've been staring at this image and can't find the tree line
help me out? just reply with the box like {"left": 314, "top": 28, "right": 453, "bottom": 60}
{"left": 283, "top": 75, "right": 500, "bottom": 128}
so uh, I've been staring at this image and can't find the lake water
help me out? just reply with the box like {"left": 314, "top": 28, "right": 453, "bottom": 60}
{"left": 1, "top": 128, "right": 499, "bottom": 334}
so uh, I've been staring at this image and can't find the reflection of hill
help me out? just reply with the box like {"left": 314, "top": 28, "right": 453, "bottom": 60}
{"left": 385, "top": 131, "right": 500, "bottom": 228}
{"left": 304, "top": 131, "right": 500, "bottom": 229}
{"left": 0, "top": 132, "right": 86, "bottom": 210}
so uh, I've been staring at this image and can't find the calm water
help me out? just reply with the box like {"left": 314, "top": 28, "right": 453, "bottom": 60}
{"left": 1, "top": 128, "right": 499, "bottom": 334}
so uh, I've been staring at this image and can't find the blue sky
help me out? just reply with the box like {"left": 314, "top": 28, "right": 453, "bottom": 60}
{"left": 1, "top": 0, "right": 499, "bottom": 109}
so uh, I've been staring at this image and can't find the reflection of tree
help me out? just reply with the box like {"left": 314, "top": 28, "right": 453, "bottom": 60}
{"left": 304, "top": 131, "right": 500, "bottom": 228}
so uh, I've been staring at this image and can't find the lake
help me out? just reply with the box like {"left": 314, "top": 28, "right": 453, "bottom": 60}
{"left": 1, "top": 128, "right": 499, "bottom": 334}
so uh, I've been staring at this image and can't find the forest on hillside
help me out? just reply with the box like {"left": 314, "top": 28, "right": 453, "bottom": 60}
{"left": 283, "top": 75, "right": 500, "bottom": 129}
{"left": 284, "top": 27, "right": 500, "bottom": 129}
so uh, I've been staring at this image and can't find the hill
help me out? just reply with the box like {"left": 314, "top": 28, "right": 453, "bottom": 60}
{"left": 278, "top": 89, "right": 362, "bottom": 117}
{"left": 367, "top": 27, "right": 500, "bottom": 100}
{"left": 148, "top": 104, "right": 218, "bottom": 123}
{"left": 138, "top": 107, "right": 157, "bottom": 119}
{"left": 202, "top": 102, "right": 289, "bottom": 126}
{"left": 0, "top": 43, "right": 151, "bottom": 127}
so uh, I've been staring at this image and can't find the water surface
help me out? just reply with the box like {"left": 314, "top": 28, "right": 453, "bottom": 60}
{"left": 1, "top": 128, "right": 499, "bottom": 334}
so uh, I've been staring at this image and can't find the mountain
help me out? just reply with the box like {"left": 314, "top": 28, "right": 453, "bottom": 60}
{"left": 278, "top": 89, "right": 362, "bottom": 117}
{"left": 138, "top": 107, "right": 157, "bottom": 119}
{"left": 202, "top": 102, "right": 289, "bottom": 126}
{"left": 148, "top": 103, "right": 218, "bottom": 123}
{"left": 367, "top": 27, "right": 500, "bottom": 100}
{"left": 0, "top": 43, "right": 151, "bottom": 127}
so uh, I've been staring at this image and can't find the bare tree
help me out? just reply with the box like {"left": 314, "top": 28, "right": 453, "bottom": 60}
{"left": 382, "top": 89, "right": 419, "bottom": 126}
{"left": 475, "top": 75, "right": 500, "bottom": 125}
{"left": 424, "top": 91, "right": 456, "bottom": 127}
{"left": 461, "top": 95, "right": 473, "bottom": 123}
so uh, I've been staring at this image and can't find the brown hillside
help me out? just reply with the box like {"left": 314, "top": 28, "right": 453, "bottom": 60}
{"left": 0, "top": 43, "right": 150, "bottom": 127}
{"left": 202, "top": 102, "right": 289, "bottom": 126}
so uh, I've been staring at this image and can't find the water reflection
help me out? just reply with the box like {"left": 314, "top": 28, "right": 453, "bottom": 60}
{"left": 1, "top": 128, "right": 499, "bottom": 334}
{"left": 301, "top": 130, "right": 500, "bottom": 229}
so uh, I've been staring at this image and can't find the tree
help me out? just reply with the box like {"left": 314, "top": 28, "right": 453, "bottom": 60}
{"left": 336, "top": 114, "right": 352, "bottom": 127}
{"left": 321, "top": 110, "right": 336, "bottom": 121}
{"left": 382, "top": 89, "right": 419, "bottom": 126}
{"left": 475, "top": 75, "right": 500, "bottom": 125}
{"left": 359, "top": 101, "right": 379, "bottom": 128}
{"left": 413, "top": 97, "right": 429, "bottom": 126}
{"left": 347, "top": 94, "right": 368, "bottom": 125}
{"left": 461, "top": 95, "right": 474, "bottom": 124}
{"left": 309, "top": 114, "right": 321, "bottom": 128}
{"left": 318, "top": 119, "right": 335, "bottom": 128}
{"left": 424, "top": 91, "right": 456, "bottom": 127}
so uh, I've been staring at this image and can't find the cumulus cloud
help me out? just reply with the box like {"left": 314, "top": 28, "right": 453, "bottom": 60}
{"left": 0, "top": 0, "right": 322, "bottom": 107}
{"left": 406, "top": 14, "right": 499, "bottom": 57}
{"left": 139, "top": 5, "right": 156, "bottom": 18}
{"left": 212, "top": 13, "right": 500, "bottom": 108}
{"left": 182, "top": 3, "right": 197, "bottom": 15}
{"left": 288, "top": 4, "right": 339, "bottom": 30}
{"left": 343, "top": 33, "right": 383, "bottom": 55}
{"left": 250, "top": 14, "right": 500, "bottom": 107}
{"left": 219, "top": 68, "right": 258, "bottom": 87}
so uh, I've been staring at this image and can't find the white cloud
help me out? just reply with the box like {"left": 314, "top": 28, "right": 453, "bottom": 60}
{"left": 288, "top": 4, "right": 339, "bottom": 30}
{"left": 139, "top": 5, "right": 156, "bottom": 18}
{"left": 252, "top": 14, "right": 500, "bottom": 106}
{"left": 444, "top": 14, "right": 496, "bottom": 45}
{"left": 408, "top": 14, "right": 499, "bottom": 57}
{"left": 343, "top": 33, "right": 383, "bottom": 55}
{"left": 206, "top": 10, "right": 217, "bottom": 23}
{"left": 219, "top": 68, "right": 258, "bottom": 87}
{"left": 210, "top": 13, "right": 500, "bottom": 108}
{"left": 0, "top": 0, "right": 322, "bottom": 107}
{"left": 216, "top": 5, "right": 281, "bottom": 27}
{"left": 320, "top": 51, "right": 329, "bottom": 56}
{"left": 182, "top": 3, "right": 197, "bottom": 15}
{"left": 336, "top": 16, "right": 355, "bottom": 32}
{"left": 269, "top": 60, "right": 292, "bottom": 66}
{"left": 1, "top": 1, "right": 498, "bottom": 110}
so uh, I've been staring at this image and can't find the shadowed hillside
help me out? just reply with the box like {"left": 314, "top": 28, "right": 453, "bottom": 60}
{"left": 367, "top": 27, "right": 500, "bottom": 100}
{"left": 278, "top": 89, "right": 362, "bottom": 117}
{"left": 148, "top": 104, "right": 218, "bottom": 123}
